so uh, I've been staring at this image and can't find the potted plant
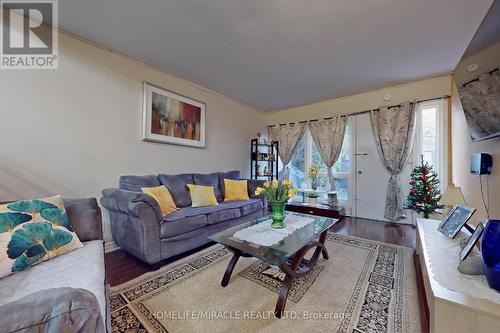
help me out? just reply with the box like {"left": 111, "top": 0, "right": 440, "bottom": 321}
{"left": 306, "top": 192, "right": 319, "bottom": 206}
{"left": 308, "top": 164, "right": 321, "bottom": 190}
{"left": 255, "top": 179, "right": 298, "bottom": 229}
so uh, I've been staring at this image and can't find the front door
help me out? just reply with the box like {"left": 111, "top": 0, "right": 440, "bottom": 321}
{"left": 353, "top": 113, "right": 415, "bottom": 222}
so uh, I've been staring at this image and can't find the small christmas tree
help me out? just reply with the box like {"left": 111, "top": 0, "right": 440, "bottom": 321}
{"left": 407, "top": 157, "right": 443, "bottom": 218}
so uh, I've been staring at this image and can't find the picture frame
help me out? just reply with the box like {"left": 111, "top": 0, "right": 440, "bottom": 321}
{"left": 142, "top": 82, "right": 205, "bottom": 148}
{"left": 438, "top": 205, "right": 476, "bottom": 239}
{"left": 460, "top": 222, "right": 484, "bottom": 262}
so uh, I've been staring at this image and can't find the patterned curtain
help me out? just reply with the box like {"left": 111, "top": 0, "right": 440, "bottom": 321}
{"left": 268, "top": 123, "right": 306, "bottom": 179}
{"left": 308, "top": 116, "right": 347, "bottom": 191}
{"left": 458, "top": 70, "right": 500, "bottom": 141}
{"left": 370, "top": 102, "right": 416, "bottom": 221}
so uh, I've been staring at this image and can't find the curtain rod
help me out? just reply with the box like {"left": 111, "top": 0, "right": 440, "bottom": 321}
{"left": 462, "top": 68, "right": 499, "bottom": 87}
{"left": 268, "top": 95, "right": 450, "bottom": 127}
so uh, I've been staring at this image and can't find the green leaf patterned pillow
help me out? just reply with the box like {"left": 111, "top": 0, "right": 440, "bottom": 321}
{"left": 0, "top": 196, "right": 83, "bottom": 278}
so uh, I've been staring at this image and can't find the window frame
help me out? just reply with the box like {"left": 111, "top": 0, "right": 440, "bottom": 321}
{"left": 413, "top": 100, "right": 447, "bottom": 193}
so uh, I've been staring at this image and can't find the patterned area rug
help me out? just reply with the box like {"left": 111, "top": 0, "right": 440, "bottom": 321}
{"left": 110, "top": 234, "right": 420, "bottom": 333}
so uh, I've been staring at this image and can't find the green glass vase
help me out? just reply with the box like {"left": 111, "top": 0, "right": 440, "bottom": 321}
{"left": 270, "top": 202, "right": 286, "bottom": 229}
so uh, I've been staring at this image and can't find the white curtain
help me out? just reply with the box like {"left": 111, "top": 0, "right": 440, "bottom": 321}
{"left": 268, "top": 123, "right": 306, "bottom": 179}
{"left": 308, "top": 116, "right": 347, "bottom": 190}
{"left": 458, "top": 70, "right": 500, "bottom": 141}
{"left": 370, "top": 102, "right": 416, "bottom": 221}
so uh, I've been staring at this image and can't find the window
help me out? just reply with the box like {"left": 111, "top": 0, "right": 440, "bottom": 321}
{"left": 421, "top": 107, "right": 437, "bottom": 167}
{"left": 279, "top": 119, "right": 353, "bottom": 208}
{"left": 416, "top": 100, "right": 446, "bottom": 192}
{"left": 310, "top": 119, "right": 352, "bottom": 202}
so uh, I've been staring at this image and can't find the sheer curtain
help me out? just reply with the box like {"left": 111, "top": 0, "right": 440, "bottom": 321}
{"left": 308, "top": 116, "right": 347, "bottom": 190}
{"left": 370, "top": 102, "right": 416, "bottom": 221}
{"left": 268, "top": 123, "right": 306, "bottom": 180}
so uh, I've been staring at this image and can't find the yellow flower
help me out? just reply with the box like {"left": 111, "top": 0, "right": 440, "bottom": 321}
{"left": 272, "top": 179, "right": 279, "bottom": 188}
{"left": 282, "top": 180, "right": 288, "bottom": 186}
{"left": 288, "top": 179, "right": 293, "bottom": 185}
{"left": 254, "top": 187, "right": 264, "bottom": 196}
{"left": 264, "top": 182, "right": 270, "bottom": 188}
{"left": 288, "top": 190, "right": 295, "bottom": 198}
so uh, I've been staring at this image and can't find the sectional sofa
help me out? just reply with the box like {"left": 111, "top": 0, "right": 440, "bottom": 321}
{"left": 101, "top": 170, "right": 267, "bottom": 267}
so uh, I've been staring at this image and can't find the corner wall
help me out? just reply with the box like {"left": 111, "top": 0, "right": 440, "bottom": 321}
{"left": 0, "top": 31, "right": 265, "bottom": 241}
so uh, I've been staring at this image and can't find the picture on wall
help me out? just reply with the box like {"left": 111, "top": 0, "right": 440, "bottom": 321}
{"left": 143, "top": 82, "right": 205, "bottom": 147}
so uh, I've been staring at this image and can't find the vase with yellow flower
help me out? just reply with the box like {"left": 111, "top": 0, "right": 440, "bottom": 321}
{"left": 308, "top": 164, "right": 321, "bottom": 190}
{"left": 255, "top": 179, "right": 298, "bottom": 229}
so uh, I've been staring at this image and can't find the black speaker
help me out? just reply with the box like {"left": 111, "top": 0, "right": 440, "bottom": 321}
{"left": 470, "top": 153, "right": 493, "bottom": 175}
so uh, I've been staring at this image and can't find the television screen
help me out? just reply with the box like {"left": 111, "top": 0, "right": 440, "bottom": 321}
{"left": 453, "top": 0, "right": 500, "bottom": 142}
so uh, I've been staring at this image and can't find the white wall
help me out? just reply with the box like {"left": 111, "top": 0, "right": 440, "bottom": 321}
{"left": 0, "top": 31, "right": 265, "bottom": 242}
{"left": 264, "top": 75, "right": 452, "bottom": 124}
{"left": 451, "top": 81, "right": 500, "bottom": 225}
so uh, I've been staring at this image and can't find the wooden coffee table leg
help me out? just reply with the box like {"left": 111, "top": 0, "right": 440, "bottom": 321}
{"left": 221, "top": 249, "right": 241, "bottom": 287}
{"left": 274, "top": 233, "right": 331, "bottom": 318}
{"left": 274, "top": 274, "right": 294, "bottom": 318}
{"left": 319, "top": 230, "right": 330, "bottom": 260}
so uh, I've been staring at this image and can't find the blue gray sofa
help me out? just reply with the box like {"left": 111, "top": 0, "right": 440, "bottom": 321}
{"left": 101, "top": 171, "right": 267, "bottom": 268}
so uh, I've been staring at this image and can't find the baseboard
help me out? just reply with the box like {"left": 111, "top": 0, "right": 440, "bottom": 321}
{"left": 105, "top": 241, "right": 120, "bottom": 253}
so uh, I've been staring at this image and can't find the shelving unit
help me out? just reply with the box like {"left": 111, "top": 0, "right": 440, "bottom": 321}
{"left": 250, "top": 138, "right": 279, "bottom": 180}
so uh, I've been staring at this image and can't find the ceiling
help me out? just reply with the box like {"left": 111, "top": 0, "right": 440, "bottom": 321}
{"left": 59, "top": 0, "right": 493, "bottom": 111}
{"left": 463, "top": 0, "right": 500, "bottom": 57}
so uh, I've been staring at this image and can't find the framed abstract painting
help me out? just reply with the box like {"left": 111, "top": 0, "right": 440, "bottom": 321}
{"left": 143, "top": 82, "right": 205, "bottom": 148}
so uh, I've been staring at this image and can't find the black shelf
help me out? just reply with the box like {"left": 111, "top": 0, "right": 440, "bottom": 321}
{"left": 250, "top": 138, "right": 279, "bottom": 181}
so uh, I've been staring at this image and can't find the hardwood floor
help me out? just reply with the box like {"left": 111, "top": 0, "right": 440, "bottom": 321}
{"left": 105, "top": 216, "right": 428, "bottom": 331}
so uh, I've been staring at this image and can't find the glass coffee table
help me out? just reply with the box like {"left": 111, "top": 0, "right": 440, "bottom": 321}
{"left": 210, "top": 212, "right": 338, "bottom": 318}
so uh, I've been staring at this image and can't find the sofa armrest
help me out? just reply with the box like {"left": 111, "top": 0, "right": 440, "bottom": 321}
{"left": 100, "top": 188, "right": 162, "bottom": 265}
{"left": 246, "top": 179, "right": 268, "bottom": 211}
{"left": 101, "top": 188, "right": 162, "bottom": 220}
{"left": 0, "top": 287, "right": 105, "bottom": 333}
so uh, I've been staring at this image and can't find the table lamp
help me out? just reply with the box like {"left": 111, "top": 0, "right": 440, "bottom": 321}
{"left": 441, "top": 185, "right": 466, "bottom": 207}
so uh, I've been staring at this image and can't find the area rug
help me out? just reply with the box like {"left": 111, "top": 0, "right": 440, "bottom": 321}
{"left": 110, "top": 234, "right": 420, "bottom": 333}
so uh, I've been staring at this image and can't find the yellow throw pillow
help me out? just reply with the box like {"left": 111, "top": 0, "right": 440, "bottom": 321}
{"left": 0, "top": 195, "right": 83, "bottom": 279}
{"left": 224, "top": 179, "right": 249, "bottom": 201}
{"left": 187, "top": 184, "right": 219, "bottom": 207}
{"left": 142, "top": 186, "right": 177, "bottom": 216}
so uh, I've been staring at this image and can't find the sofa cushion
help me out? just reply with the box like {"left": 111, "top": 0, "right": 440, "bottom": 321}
{"left": 141, "top": 185, "right": 177, "bottom": 215}
{"left": 0, "top": 240, "right": 106, "bottom": 323}
{"left": 240, "top": 199, "right": 264, "bottom": 216}
{"left": 163, "top": 205, "right": 221, "bottom": 222}
{"left": 119, "top": 175, "right": 160, "bottom": 192}
{"left": 187, "top": 184, "right": 219, "bottom": 207}
{"left": 0, "top": 196, "right": 84, "bottom": 279}
{"left": 161, "top": 214, "right": 208, "bottom": 238}
{"left": 193, "top": 173, "right": 222, "bottom": 201}
{"left": 158, "top": 173, "right": 194, "bottom": 207}
{"left": 217, "top": 170, "right": 240, "bottom": 199}
{"left": 207, "top": 208, "right": 241, "bottom": 225}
